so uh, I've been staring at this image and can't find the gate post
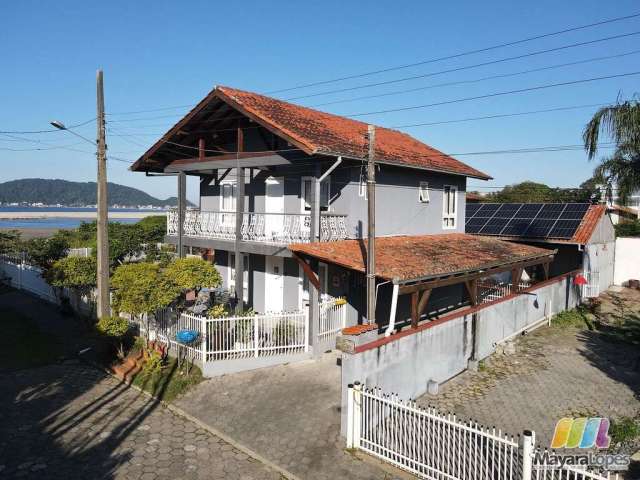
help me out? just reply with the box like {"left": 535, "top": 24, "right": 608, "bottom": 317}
{"left": 346, "top": 383, "right": 355, "bottom": 448}
{"left": 353, "top": 382, "right": 362, "bottom": 449}
{"left": 201, "top": 315, "right": 207, "bottom": 365}
{"left": 521, "top": 429, "right": 534, "bottom": 480}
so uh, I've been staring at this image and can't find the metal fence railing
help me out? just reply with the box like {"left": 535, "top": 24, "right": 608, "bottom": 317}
{"left": 346, "top": 384, "right": 618, "bottom": 480}
{"left": 203, "top": 311, "right": 308, "bottom": 362}
{"left": 128, "top": 308, "right": 309, "bottom": 365}
{"left": 478, "top": 280, "right": 532, "bottom": 304}
{"left": 318, "top": 297, "right": 347, "bottom": 343}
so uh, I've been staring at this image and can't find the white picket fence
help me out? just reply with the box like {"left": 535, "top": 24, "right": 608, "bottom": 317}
{"left": 318, "top": 297, "right": 347, "bottom": 342}
{"left": 128, "top": 308, "right": 309, "bottom": 364}
{"left": 203, "top": 311, "right": 308, "bottom": 361}
{"left": 346, "top": 384, "right": 618, "bottom": 480}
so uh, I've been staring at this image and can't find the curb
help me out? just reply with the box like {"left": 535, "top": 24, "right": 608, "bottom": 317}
{"left": 81, "top": 355, "right": 301, "bottom": 480}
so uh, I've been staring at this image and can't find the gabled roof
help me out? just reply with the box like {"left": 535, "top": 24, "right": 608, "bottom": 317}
{"left": 572, "top": 204, "right": 607, "bottom": 244}
{"left": 131, "top": 86, "right": 491, "bottom": 180}
{"left": 289, "top": 234, "right": 552, "bottom": 283}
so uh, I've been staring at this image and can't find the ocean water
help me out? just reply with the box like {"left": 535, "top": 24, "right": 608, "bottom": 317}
{"left": 0, "top": 207, "right": 162, "bottom": 229}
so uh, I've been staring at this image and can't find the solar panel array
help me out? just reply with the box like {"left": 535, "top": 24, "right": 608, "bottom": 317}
{"left": 465, "top": 203, "right": 590, "bottom": 239}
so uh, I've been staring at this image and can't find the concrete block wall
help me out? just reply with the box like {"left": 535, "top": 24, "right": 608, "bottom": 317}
{"left": 340, "top": 273, "right": 580, "bottom": 435}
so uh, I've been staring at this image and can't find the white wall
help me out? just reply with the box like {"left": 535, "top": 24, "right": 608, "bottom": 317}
{"left": 614, "top": 237, "right": 640, "bottom": 286}
{"left": 0, "top": 259, "right": 95, "bottom": 316}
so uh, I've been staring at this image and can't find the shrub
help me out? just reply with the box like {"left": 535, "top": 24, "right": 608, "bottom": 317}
{"left": 96, "top": 315, "right": 130, "bottom": 358}
{"left": 610, "top": 416, "right": 640, "bottom": 445}
{"left": 207, "top": 304, "right": 229, "bottom": 318}
{"left": 141, "top": 350, "right": 163, "bottom": 378}
{"left": 273, "top": 320, "right": 297, "bottom": 345}
{"left": 615, "top": 219, "right": 640, "bottom": 237}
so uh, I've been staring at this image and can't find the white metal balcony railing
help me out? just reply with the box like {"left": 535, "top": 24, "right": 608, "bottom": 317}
{"left": 167, "top": 209, "right": 348, "bottom": 243}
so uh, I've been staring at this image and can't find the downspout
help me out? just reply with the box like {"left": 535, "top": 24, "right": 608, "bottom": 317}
{"left": 319, "top": 156, "right": 342, "bottom": 182}
{"left": 385, "top": 282, "right": 399, "bottom": 337}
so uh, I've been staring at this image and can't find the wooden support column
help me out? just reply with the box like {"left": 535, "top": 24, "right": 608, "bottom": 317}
{"left": 410, "top": 289, "right": 432, "bottom": 328}
{"left": 198, "top": 138, "right": 205, "bottom": 162}
{"left": 177, "top": 172, "right": 186, "bottom": 258}
{"left": 542, "top": 262, "right": 550, "bottom": 280}
{"left": 465, "top": 279, "right": 478, "bottom": 306}
{"left": 512, "top": 267, "right": 523, "bottom": 292}
{"left": 234, "top": 127, "right": 245, "bottom": 313}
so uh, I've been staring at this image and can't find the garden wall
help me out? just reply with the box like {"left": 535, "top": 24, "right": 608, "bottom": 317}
{"left": 339, "top": 273, "right": 581, "bottom": 436}
{"left": 0, "top": 257, "right": 95, "bottom": 317}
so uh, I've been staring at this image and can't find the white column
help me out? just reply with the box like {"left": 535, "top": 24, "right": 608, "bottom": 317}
{"left": 521, "top": 430, "right": 534, "bottom": 480}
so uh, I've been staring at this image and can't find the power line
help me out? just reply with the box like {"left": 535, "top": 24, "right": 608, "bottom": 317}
{"left": 309, "top": 50, "right": 640, "bottom": 108}
{"left": 390, "top": 101, "right": 616, "bottom": 128}
{"left": 285, "top": 31, "right": 640, "bottom": 101}
{"left": 346, "top": 71, "right": 640, "bottom": 117}
{"left": 0, "top": 117, "right": 96, "bottom": 135}
{"left": 267, "top": 12, "right": 640, "bottom": 94}
{"left": 107, "top": 103, "right": 196, "bottom": 116}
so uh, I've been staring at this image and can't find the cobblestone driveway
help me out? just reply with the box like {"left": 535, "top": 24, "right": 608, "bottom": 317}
{"left": 0, "top": 362, "right": 282, "bottom": 480}
{"left": 176, "top": 353, "right": 397, "bottom": 480}
{"left": 417, "top": 289, "right": 640, "bottom": 447}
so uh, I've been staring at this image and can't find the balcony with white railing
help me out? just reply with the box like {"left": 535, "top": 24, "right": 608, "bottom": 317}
{"left": 167, "top": 209, "right": 349, "bottom": 244}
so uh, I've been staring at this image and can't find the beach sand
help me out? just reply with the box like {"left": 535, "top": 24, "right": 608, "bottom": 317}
{"left": 0, "top": 211, "right": 166, "bottom": 220}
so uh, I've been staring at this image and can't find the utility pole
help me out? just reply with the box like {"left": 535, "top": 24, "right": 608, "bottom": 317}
{"left": 96, "top": 70, "right": 110, "bottom": 319}
{"left": 366, "top": 125, "right": 376, "bottom": 325}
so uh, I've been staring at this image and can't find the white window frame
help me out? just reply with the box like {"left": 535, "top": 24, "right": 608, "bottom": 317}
{"left": 229, "top": 253, "right": 249, "bottom": 303}
{"left": 442, "top": 185, "right": 458, "bottom": 229}
{"left": 219, "top": 181, "right": 236, "bottom": 212}
{"left": 418, "top": 181, "right": 430, "bottom": 203}
{"left": 301, "top": 176, "right": 331, "bottom": 212}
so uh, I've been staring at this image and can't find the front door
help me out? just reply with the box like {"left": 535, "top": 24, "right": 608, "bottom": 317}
{"left": 265, "top": 256, "right": 284, "bottom": 312}
{"left": 265, "top": 177, "right": 284, "bottom": 242}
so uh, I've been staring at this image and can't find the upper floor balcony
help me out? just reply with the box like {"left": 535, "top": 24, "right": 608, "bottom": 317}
{"left": 167, "top": 208, "right": 348, "bottom": 245}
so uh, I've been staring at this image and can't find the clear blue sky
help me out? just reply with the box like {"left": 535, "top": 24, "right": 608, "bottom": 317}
{"left": 1, "top": 0, "right": 638, "bottom": 203}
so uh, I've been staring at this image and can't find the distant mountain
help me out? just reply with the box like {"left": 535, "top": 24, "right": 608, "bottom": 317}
{"left": 0, "top": 179, "right": 193, "bottom": 207}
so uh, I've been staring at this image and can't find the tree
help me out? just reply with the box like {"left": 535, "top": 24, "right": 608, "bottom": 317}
{"left": 46, "top": 256, "right": 97, "bottom": 298}
{"left": 96, "top": 315, "right": 130, "bottom": 358}
{"left": 583, "top": 99, "right": 640, "bottom": 204}
{"left": 137, "top": 216, "right": 166, "bottom": 244}
{"left": 111, "top": 263, "right": 178, "bottom": 319}
{"left": 162, "top": 257, "right": 222, "bottom": 311}
{"left": 485, "top": 182, "right": 555, "bottom": 203}
{"left": 45, "top": 256, "right": 97, "bottom": 315}
{"left": 24, "top": 236, "right": 69, "bottom": 272}
{"left": 0, "top": 230, "right": 22, "bottom": 255}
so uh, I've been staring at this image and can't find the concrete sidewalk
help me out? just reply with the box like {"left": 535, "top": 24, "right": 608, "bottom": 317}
{"left": 175, "top": 352, "right": 399, "bottom": 480}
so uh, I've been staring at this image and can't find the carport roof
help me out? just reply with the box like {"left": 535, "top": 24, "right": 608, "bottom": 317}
{"left": 289, "top": 233, "right": 554, "bottom": 284}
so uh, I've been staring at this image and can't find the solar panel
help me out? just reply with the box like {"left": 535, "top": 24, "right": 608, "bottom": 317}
{"left": 466, "top": 203, "right": 482, "bottom": 218}
{"left": 548, "top": 219, "right": 583, "bottom": 238}
{"left": 464, "top": 202, "right": 591, "bottom": 240}
{"left": 525, "top": 219, "right": 556, "bottom": 237}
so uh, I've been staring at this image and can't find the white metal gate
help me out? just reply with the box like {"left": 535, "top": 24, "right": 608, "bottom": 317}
{"left": 581, "top": 271, "right": 600, "bottom": 298}
{"left": 346, "top": 384, "right": 618, "bottom": 480}
{"left": 318, "top": 297, "right": 347, "bottom": 345}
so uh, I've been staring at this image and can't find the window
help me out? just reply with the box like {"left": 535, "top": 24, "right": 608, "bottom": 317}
{"left": 301, "top": 177, "right": 330, "bottom": 211}
{"left": 442, "top": 185, "right": 457, "bottom": 229}
{"left": 220, "top": 182, "right": 236, "bottom": 212}
{"left": 229, "top": 253, "right": 249, "bottom": 302}
{"left": 418, "top": 181, "right": 430, "bottom": 203}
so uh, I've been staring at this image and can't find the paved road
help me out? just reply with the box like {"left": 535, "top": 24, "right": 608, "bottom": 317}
{"left": 176, "top": 353, "right": 398, "bottom": 480}
{"left": 0, "top": 362, "right": 284, "bottom": 480}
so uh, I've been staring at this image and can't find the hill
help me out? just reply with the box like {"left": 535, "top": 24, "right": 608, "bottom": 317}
{"left": 0, "top": 179, "right": 191, "bottom": 207}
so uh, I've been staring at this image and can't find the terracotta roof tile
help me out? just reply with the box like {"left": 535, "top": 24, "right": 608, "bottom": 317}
{"left": 289, "top": 234, "right": 553, "bottom": 282}
{"left": 572, "top": 204, "right": 606, "bottom": 244}
{"left": 217, "top": 86, "right": 491, "bottom": 179}
{"left": 132, "top": 86, "right": 491, "bottom": 180}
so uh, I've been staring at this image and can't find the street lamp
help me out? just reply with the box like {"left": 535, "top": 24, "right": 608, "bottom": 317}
{"left": 50, "top": 121, "right": 96, "bottom": 145}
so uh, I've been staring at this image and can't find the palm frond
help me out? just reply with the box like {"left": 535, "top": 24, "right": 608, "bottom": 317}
{"left": 583, "top": 100, "right": 640, "bottom": 160}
